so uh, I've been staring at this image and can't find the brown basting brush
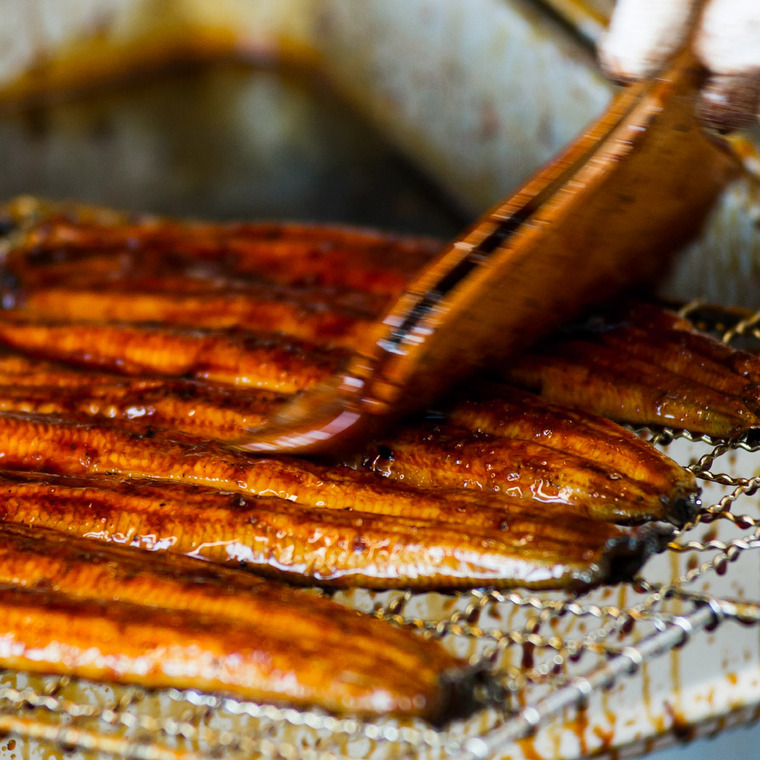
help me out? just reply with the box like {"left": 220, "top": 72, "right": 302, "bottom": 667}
{"left": 231, "top": 47, "right": 738, "bottom": 456}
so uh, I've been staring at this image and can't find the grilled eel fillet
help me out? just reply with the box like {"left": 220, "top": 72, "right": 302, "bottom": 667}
{"left": 0, "top": 199, "right": 691, "bottom": 590}
{"left": 0, "top": 351, "right": 697, "bottom": 525}
{"left": 499, "top": 300, "right": 760, "bottom": 437}
{"left": 351, "top": 386, "right": 698, "bottom": 526}
{"left": 0, "top": 523, "right": 477, "bottom": 723}
{"left": 0, "top": 424, "right": 670, "bottom": 589}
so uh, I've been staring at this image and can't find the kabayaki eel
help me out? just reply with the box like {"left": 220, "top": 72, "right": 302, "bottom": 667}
{"left": 0, "top": 45, "right": 731, "bottom": 594}
{"left": 0, "top": 338, "right": 698, "bottom": 527}
{"left": 351, "top": 386, "right": 698, "bottom": 526}
{"left": 0, "top": 315, "right": 350, "bottom": 393}
{"left": 0, "top": 199, "right": 701, "bottom": 590}
{"left": 0, "top": 213, "right": 708, "bottom": 733}
{"left": 0, "top": 200, "right": 434, "bottom": 347}
{"left": 0, "top": 43, "right": 739, "bottom": 730}
{"left": 0, "top": 522, "right": 479, "bottom": 723}
{"left": 0, "top": 417, "right": 671, "bottom": 589}
{"left": 501, "top": 301, "right": 760, "bottom": 437}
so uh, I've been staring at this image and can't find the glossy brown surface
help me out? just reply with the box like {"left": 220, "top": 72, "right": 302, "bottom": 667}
{"left": 448, "top": 387, "right": 694, "bottom": 494}
{"left": 0, "top": 463, "right": 652, "bottom": 590}
{"left": 0, "top": 317, "right": 348, "bottom": 392}
{"left": 14, "top": 289, "right": 372, "bottom": 349}
{"left": 0, "top": 523, "right": 473, "bottom": 721}
{"left": 0, "top": 353, "right": 693, "bottom": 527}
{"left": 502, "top": 302, "right": 760, "bottom": 437}
{"left": 352, "top": 388, "right": 698, "bottom": 525}
{"left": 8, "top": 217, "right": 439, "bottom": 297}
{"left": 0, "top": 371, "right": 285, "bottom": 439}
{"left": 0, "top": 199, "right": 687, "bottom": 592}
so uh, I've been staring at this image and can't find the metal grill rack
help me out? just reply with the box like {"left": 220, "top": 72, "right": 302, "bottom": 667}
{"left": 1, "top": 302, "right": 760, "bottom": 760}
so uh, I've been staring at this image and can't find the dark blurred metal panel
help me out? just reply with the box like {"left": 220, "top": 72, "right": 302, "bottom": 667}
{"left": 0, "top": 61, "right": 464, "bottom": 235}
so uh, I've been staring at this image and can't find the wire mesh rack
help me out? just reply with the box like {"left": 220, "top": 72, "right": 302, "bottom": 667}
{"left": 0, "top": 301, "right": 759, "bottom": 760}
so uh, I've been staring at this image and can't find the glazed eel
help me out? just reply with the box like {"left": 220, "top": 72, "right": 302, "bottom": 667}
{"left": 0, "top": 351, "right": 698, "bottom": 526}
{"left": 0, "top": 441, "right": 667, "bottom": 590}
{"left": 0, "top": 201, "right": 694, "bottom": 592}
{"left": 0, "top": 523, "right": 477, "bottom": 722}
{"left": 501, "top": 301, "right": 760, "bottom": 437}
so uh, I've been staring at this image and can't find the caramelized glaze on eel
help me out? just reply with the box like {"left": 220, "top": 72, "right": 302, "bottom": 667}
{"left": 502, "top": 301, "right": 760, "bottom": 437}
{"left": 0, "top": 523, "right": 477, "bottom": 722}
{"left": 0, "top": 197, "right": 715, "bottom": 719}
{"left": 0, "top": 199, "right": 698, "bottom": 593}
